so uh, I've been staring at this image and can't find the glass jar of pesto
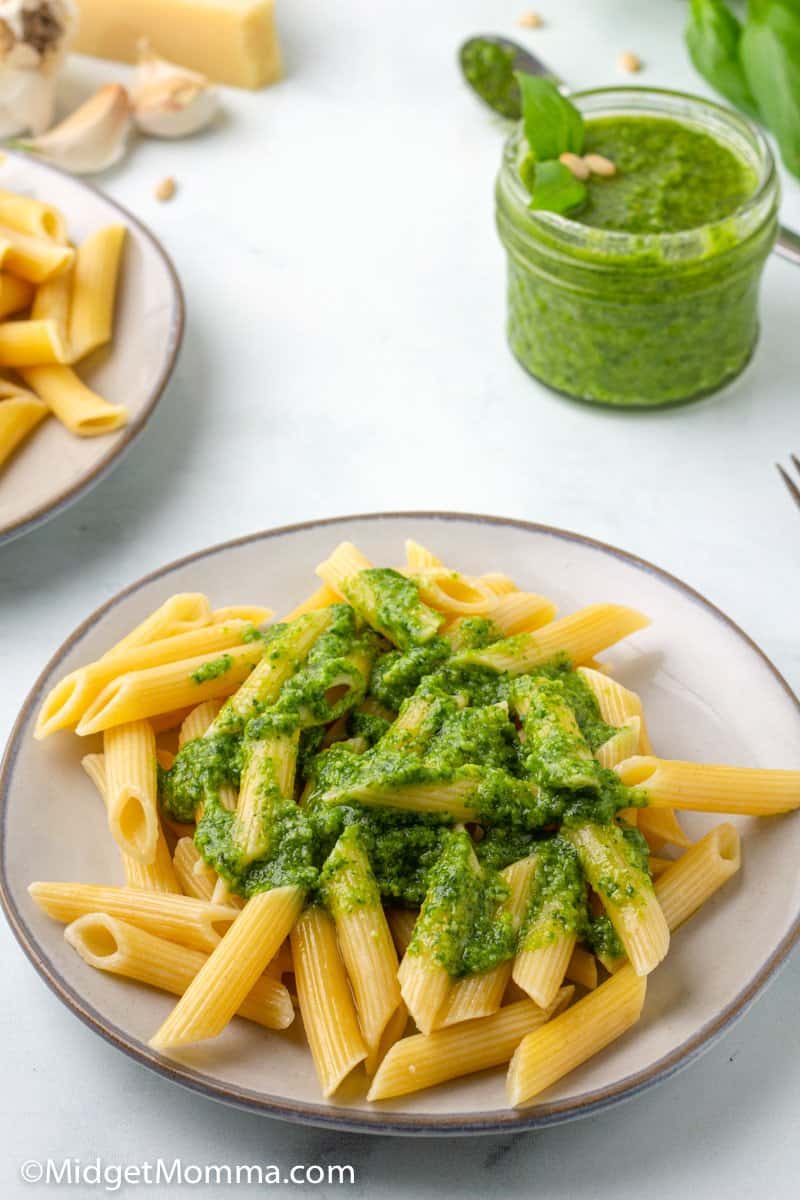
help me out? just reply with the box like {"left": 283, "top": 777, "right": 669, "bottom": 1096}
{"left": 496, "top": 88, "right": 779, "bottom": 408}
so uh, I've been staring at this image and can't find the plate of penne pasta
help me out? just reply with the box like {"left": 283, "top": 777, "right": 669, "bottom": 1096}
{"left": 0, "top": 152, "right": 184, "bottom": 546}
{"left": 3, "top": 512, "right": 800, "bottom": 1134}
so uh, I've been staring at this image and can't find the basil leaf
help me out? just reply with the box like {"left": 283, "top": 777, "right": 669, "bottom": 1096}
{"left": 515, "top": 73, "right": 584, "bottom": 160}
{"left": 685, "top": 0, "right": 761, "bottom": 119}
{"left": 742, "top": 0, "right": 800, "bottom": 177}
{"left": 526, "top": 159, "right": 587, "bottom": 215}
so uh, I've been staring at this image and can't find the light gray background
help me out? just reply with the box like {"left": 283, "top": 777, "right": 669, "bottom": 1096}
{"left": 1, "top": 0, "right": 798, "bottom": 1195}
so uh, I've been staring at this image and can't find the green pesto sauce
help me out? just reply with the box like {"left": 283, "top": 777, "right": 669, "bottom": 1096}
{"left": 191, "top": 654, "right": 233, "bottom": 685}
{"left": 578, "top": 116, "right": 757, "bottom": 235}
{"left": 344, "top": 568, "right": 442, "bottom": 650}
{"left": 446, "top": 616, "right": 503, "bottom": 652}
{"left": 520, "top": 837, "right": 587, "bottom": 950}
{"left": 460, "top": 39, "right": 521, "bottom": 120}
{"left": 158, "top": 600, "right": 645, "bottom": 977}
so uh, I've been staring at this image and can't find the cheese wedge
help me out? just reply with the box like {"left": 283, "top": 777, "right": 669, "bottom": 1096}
{"left": 73, "top": 0, "right": 283, "bottom": 90}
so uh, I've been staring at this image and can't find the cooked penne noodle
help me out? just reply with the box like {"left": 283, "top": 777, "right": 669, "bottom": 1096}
{"left": 150, "top": 885, "right": 305, "bottom": 1049}
{"left": 316, "top": 540, "right": 372, "bottom": 596}
{"left": 0, "top": 319, "right": 69, "bottom": 367}
{"left": 103, "top": 720, "right": 159, "bottom": 865}
{"left": 104, "top": 594, "right": 214, "bottom": 657}
{"left": 655, "top": 824, "right": 741, "bottom": 931}
{"left": 65, "top": 914, "right": 294, "bottom": 1030}
{"left": 0, "top": 190, "right": 67, "bottom": 242}
{"left": 0, "top": 386, "right": 48, "bottom": 467}
{"left": 637, "top": 806, "right": 691, "bottom": 849}
{"left": 507, "top": 965, "right": 646, "bottom": 1107}
{"left": 440, "top": 855, "right": 537, "bottom": 1027}
{"left": 404, "top": 539, "right": 443, "bottom": 570}
{"left": 322, "top": 826, "right": 401, "bottom": 1071}
{"left": 386, "top": 907, "right": 418, "bottom": 956}
{"left": 577, "top": 667, "right": 654, "bottom": 753}
{"left": 69, "top": 225, "right": 127, "bottom": 360}
{"left": 74, "top": 642, "right": 267, "bottom": 735}
{"left": 19, "top": 365, "right": 127, "bottom": 436}
{"left": 233, "top": 732, "right": 299, "bottom": 866}
{"left": 291, "top": 904, "right": 367, "bottom": 1096}
{"left": 208, "top": 608, "right": 334, "bottom": 737}
{"left": 37, "top": 621, "right": 254, "bottom": 738}
{"left": 81, "top": 753, "right": 179, "bottom": 893}
{"left": 397, "top": 943, "right": 452, "bottom": 1038}
{"left": 513, "top": 934, "right": 576, "bottom": 1011}
{"left": 172, "top": 837, "right": 218, "bottom": 901}
{"left": 0, "top": 273, "right": 35, "bottom": 318}
{"left": 316, "top": 543, "right": 442, "bottom": 647}
{"left": 179, "top": 700, "right": 223, "bottom": 747}
{"left": 566, "top": 822, "right": 670, "bottom": 976}
{"left": 480, "top": 572, "right": 518, "bottom": 596}
{"left": 565, "top": 944, "right": 598, "bottom": 991}
{"left": 281, "top": 584, "right": 339, "bottom": 622}
{"left": 31, "top": 264, "right": 73, "bottom": 343}
{"left": 455, "top": 605, "right": 651, "bottom": 674}
{"left": 368, "top": 990, "right": 572, "bottom": 1102}
{"left": 648, "top": 855, "right": 674, "bottom": 878}
{"left": 409, "top": 568, "right": 499, "bottom": 616}
{"left": 595, "top": 718, "right": 640, "bottom": 769}
{"left": 616, "top": 757, "right": 800, "bottom": 816}
{"left": 490, "top": 592, "right": 558, "bottom": 635}
{"left": 28, "top": 883, "right": 237, "bottom": 953}
{"left": 210, "top": 605, "right": 272, "bottom": 626}
{"left": 0, "top": 222, "right": 74, "bottom": 282}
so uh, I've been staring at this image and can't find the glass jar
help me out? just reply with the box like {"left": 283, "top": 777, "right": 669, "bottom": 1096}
{"left": 495, "top": 87, "right": 779, "bottom": 408}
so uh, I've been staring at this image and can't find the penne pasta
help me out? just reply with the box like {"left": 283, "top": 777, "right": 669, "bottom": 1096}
{"left": 104, "top": 594, "right": 214, "bottom": 657}
{"left": 321, "top": 826, "right": 401, "bottom": 1072}
{"left": 0, "top": 273, "right": 35, "bottom": 318}
{"left": 565, "top": 944, "right": 598, "bottom": 991}
{"left": 577, "top": 667, "right": 654, "bottom": 753}
{"left": 74, "top": 642, "right": 267, "bottom": 735}
{"left": 150, "top": 885, "right": 305, "bottom": 1049}
{"left": 595, "top": 717, "right": 640, "bottom": 769}
{"left": 404, "top": 539, "right": 443, "bottom": 570}
{"left": 455, "top": 604, "right": 651, "bottom": 674}
{"left": 368, "top": 990, "right": 572, "bottom": 1102}
{"left": 69, "top": 225, "right": 127, "bottom": 361}
{"left": 31, "top": 264, "right": 73, "bottom": 343}
{"left": 616, "top": 757, "right": 800, "bottom": 816}
{"left": 0, "top": 319, "right": 69, "bottom": 367}
{"left": 81, "top": 753, "right": 179, "bottom": 893}
{"left": 172, "top": 837, "right": 218, "bottom": 901}
{"left": 0, "top": 222, "right": 74, "bottom": 282}
{"left": 103, "top": 720, "right": 160, "bottom": 865}
{"left": 291, "top": 904, "right": 367, "bottom": 1096}
{"left": 28, "top": 883, "right": 238, "bottom": 953}
{"left": 490, "top": 591, "right": 558, "bottom": 635}
{"left": 655, "top": 824, "right": 741, "bottom": 931}
{"left": 0, "top": 190, "right": 68, "bottom": 242}
{"left": 179, "top": 699, "right": 223, "bottom": 747}
{"left": 507, "top": 965, "right": 646, "bottom": 1107}
{"left": 19, "top": 365, "right": 127, "bottom": 436}
{"left": 408, "top": 568, "right": 499, "bottom": 616}
{"left": 65, "top": 914, "right": 294, "bottom": 1030}
{"left": 0, "top": 384, "right": 48, "bottom": 468}
{"left": 566, "top": 822, "right": 670, "bottom": 976}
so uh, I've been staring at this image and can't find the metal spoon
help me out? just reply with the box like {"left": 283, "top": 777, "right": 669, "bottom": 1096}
{"left": 459, "top": 34, "right": 800, "bottom": 266}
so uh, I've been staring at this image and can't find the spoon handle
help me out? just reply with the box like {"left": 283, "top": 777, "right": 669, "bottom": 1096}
{"left": 775, "top": 225, "right": 800, "bottom": 266}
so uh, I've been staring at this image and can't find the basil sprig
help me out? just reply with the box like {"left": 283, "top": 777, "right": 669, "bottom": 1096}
{"left": 514, "top": 74, "right": 588, "bottom": 215}
{"left": 686, "top": 0, "right": 800, "bottom": 178}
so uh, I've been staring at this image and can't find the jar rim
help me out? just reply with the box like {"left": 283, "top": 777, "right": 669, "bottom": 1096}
{"left": 500, "top": 85, "right": 778, "bottom": 256}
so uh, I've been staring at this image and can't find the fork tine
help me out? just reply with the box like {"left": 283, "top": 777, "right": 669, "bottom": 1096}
{"left": 791, "top": 452, "right": 800, "bottom": 476}
{"left": 777, "top": 463, "right": 800, "bottom": 510}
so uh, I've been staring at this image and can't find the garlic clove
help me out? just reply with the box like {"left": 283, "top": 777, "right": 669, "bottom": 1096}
{"left": 12, "top": 83, "right": 133, "bottom": 174}
{"left": 132, "top": 40, "right": 218, "bottom": 139}
{"left": 0, "top": 0, "right": 78, "bottom": 136}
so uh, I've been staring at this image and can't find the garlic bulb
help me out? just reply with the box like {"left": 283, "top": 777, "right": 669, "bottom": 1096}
{"left": 0, "top": 0, "right": 77, "bottom": 137}
{"left": 14, "top": 83, "right": 133, "bottom": 174}
{"left": 132, "top": 41, "right": 218, "bottom": 139}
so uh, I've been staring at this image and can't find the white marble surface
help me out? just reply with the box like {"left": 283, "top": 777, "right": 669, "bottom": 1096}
{"left": 1, "top": 0, "right": 799, "bottom": 1195}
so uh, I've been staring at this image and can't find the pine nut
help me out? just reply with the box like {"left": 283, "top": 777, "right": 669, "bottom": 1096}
{"left": 583, "top": 154, "right": 617, "bottom": 177}
{"left": 559, "top": 152, "right": 590, "bottom": 181}
{"left": 155, "top": 176, "right": 177, "bottom": 202}
{"left": 519, "top": 12, "right": 543, "bottom": 28}
{"left": 618, "top": 50, "right": 642, "bottom": 73}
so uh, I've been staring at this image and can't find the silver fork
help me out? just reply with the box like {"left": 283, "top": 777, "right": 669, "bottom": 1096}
{"left": 776, "top": 454, "right": 800, "bottom": 509}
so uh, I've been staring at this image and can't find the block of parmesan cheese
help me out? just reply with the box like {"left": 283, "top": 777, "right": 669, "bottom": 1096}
{"left": 73, "top": 0, "right": 282, "bottom": 90}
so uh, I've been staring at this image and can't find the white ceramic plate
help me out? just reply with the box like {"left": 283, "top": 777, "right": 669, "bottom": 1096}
{"left": 2, "top": 513, "right": 799, "bottom": 1135}
{"left": 0, "top": 152, "right": 184, "bottom": 546}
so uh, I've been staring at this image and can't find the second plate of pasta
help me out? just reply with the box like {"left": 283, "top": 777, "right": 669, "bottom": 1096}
{"left": 2, "top": 512, "right": 799, "bottom": 1134}
{"left": 0, "top": 152, "right": 184, "bottom": 546}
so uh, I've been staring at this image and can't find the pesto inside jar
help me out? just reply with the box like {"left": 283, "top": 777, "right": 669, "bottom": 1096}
{"left": 496, "top": 88, "right": 779, "bottom": 408}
